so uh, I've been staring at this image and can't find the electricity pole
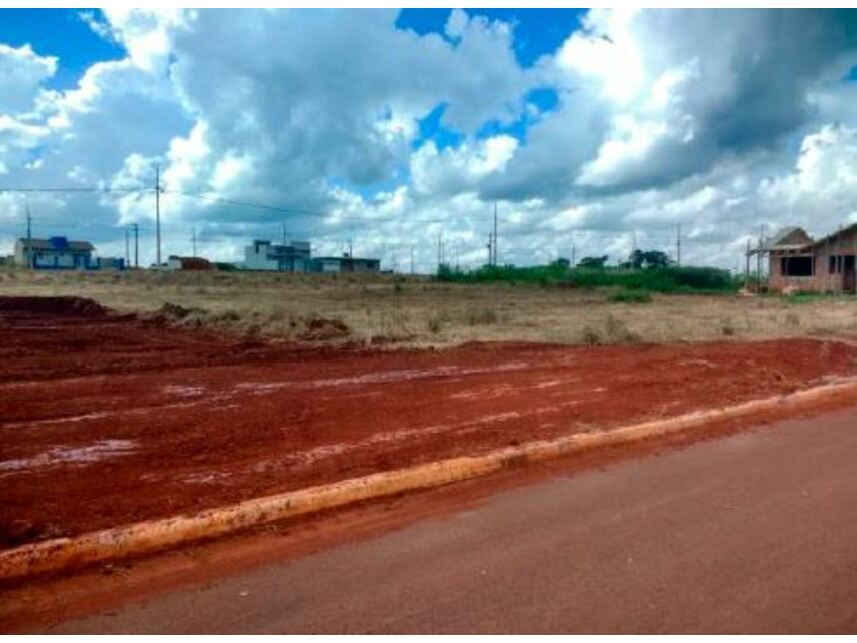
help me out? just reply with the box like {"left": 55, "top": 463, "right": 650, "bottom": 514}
{"left": 125, "top": 226, "right": 130, "bottom": 267}
{"left": 493, "top": 202, "right": 498, "bottom": 266}
{"left": 410, "top": 245, "right": 415, "bottom": 275}
{"left": 631, "top": 231, "right": 638, "bottom": 270}
{"left": 155, "top": 164, "right": 162, "bottom": 268}
{"left": 132, "top": 223, "right": 139, "bottom": 269}
{"left": 676, "top": 224, "right": 682, "bottom": 267}
{"left": 437, "top": 231, "right": 443, "bottom": 272}
{"left": 191, "top": 227, "right": 197, "bottom": 257}
{"left": 756, "top": 223, "right": 764, "bottom": 287}
{"left": 25, "top": 205, "right": 32, "bottom": 270}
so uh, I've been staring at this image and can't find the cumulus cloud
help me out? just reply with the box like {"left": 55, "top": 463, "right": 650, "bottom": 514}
{"left": 0, "top": 43, "right": 56, "bottom": 115}
{"left": 0, "top": 8, "right": 855, "bottom": 271}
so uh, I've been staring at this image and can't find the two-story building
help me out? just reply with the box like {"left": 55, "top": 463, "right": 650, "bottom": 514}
{"left": 244, "top": 239, "right": 312, "bottom": 272}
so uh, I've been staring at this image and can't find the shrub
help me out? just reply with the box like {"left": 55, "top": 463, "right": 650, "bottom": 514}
{"left": 610, "top": 289, "right": 652, "bottom": 304}
{"left": 468, "top": 307, "right": 498, "bottom": 325}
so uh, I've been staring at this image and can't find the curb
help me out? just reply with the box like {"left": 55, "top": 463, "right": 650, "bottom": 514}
{"left": 2, "top": 378, "right": 857, "bottom": 581}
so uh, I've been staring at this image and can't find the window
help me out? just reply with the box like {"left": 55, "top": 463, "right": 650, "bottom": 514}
{"left": 781, "top": 256, "right": 814, "bottom": 277}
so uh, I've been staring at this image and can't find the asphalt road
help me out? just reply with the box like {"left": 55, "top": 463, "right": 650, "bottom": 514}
{"left": 50, "top": 407, "right": 857, "bottom": 633}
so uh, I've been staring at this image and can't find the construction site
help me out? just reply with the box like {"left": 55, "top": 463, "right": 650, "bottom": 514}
{"left": 2, "top": 262, "right": 857, "bottom": 633}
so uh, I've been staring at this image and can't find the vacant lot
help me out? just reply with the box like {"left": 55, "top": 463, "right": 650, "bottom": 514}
{"left": 2, "top": 269, "right": 857, "bottom": 346}
{"left": 2, "top": 295, "right": 857, "bottom": 549}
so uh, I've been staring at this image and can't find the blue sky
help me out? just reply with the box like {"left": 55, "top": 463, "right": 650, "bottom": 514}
{"left": 397, "top": 9, "right": 585, "bottom": 68}
{"left": 0, "top": 9, "right": 854, "bottom": 270}
{"left": 0, "top": 9, "right": 124, "bottom": 89}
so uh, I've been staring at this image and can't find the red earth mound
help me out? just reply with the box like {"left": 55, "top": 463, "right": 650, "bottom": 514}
{"left": 0, "top": 296, "right": 106, "bottom": 317}
{"left": 1, "top": 295, "right": 856, "bottom": 548}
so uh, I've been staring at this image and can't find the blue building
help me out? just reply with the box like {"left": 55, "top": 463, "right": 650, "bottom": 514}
{"left": 14, "top": 236, "right": 95, "bottom": 270}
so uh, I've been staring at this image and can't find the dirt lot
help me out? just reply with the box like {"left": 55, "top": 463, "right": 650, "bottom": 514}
{"left": 4, "top": 269, "right": 857, "bottom": 346}
{"left": 2, "top": 295, "right": 857, "bottom": 549}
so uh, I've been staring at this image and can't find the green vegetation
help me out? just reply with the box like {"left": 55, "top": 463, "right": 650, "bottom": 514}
{"left": 610, "top": 289, "right": 652, "bottom": 303}
{"left": 436, "top": 261, "right": 739, "bottom": 294}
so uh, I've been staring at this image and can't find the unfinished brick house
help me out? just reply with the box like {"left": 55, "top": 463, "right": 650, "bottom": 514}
{"left": 765, "top": 224, "right": 857, "bottom": 294}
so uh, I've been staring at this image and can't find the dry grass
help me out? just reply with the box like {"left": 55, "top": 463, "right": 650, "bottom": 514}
{"left": 3, "top": 268, "right": 857, "bottom": 347}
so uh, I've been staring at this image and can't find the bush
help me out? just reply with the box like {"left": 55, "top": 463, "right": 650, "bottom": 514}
{"left": 467, "top": 307, "right": 498, "bottom": 325}
{"left": 610, "top": 289, "right": 652, "bottom": 303}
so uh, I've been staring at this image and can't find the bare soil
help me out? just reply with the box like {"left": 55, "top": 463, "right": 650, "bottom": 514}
{"left": 2, "top": 296, "right": 857, "bottom": 549}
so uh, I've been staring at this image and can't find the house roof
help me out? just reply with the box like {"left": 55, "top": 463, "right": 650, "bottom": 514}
{"left": 313, "top": 256, "right": 379, "bottom": 263}
{"left": 802, "top": 222, "right": 857, "bottom": 250}
{"left": 17, "top": 237, "right": 94, "bottom": 252}
{"left": 761, "top": 223, "right": 857, "bottom": 254}
{"left": 763, "top": 227, "right": 814, "bottom": 250}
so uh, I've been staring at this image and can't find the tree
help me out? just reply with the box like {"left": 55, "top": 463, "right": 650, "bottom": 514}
{"left": 626, "top": 249, "right": 672, "bottom": 270}
{"left": 577, "top": 255, "right": 609, "bottom": 269}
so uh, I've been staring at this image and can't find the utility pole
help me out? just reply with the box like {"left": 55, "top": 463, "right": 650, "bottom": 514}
{"left": 410, "top": 245, "right": 415, "bottom": 275}
{"left": 132, "top": 223, "right": 139, "bottom": 269}
{"left": 745, "top": 238, "right": 751, "bottom": 288}
{"left": 125, "top": 226, "right": 130, "bottom": 267}
{"left": 437, "top": 231, "right": 443, "bottom": 271}
{"left": 25, "top": 205, "right": 32, "bottom": 270}
{"left": 572, "top": 241, "right": 576, "bottom": 268}
{"left": 676, "top": 224, "right": 682, "bottom": 267}
{"left": 631, "top": 231, "right": 638, "bottom": 270}
{"left": 493, "top": 202, "right": 498, "bottom": 267}
{"left": 756, "top": 223, "right": 764, "bottom": 288}
{"left": 282, "top": 223, "right": 287, "bottom": 247}
{"left": 191, "top": 227, "right": 197, "bottom": 257}
{"left": 155, "top": 164, "right": 162, "bottom": 268}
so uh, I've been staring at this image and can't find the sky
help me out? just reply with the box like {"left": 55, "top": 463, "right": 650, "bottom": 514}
{"left": 0, "top": 8, "right": 855, "bottom": 271}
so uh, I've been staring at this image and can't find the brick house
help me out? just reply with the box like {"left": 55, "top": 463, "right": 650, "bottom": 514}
{"left": 766, "top": 224, "right": 857, "bottom": 294}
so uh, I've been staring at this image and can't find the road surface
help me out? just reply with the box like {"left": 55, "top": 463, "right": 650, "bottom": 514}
{"left": 37, "top": 406, "right": 857, "bottom": 633}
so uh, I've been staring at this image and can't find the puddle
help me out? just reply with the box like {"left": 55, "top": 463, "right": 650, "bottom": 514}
{"left": 0, "top": 439, "right": 136, "bottom": 475}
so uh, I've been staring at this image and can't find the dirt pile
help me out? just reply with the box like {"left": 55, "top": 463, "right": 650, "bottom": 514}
{"left": 0, "top": 296, "right": 106, "bottom": 317}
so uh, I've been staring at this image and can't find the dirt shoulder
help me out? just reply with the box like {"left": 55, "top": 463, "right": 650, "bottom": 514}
{"left": 2, "top": 295, "right": 857, "bottom": 549}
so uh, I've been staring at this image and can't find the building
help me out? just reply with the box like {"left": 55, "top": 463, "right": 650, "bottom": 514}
{"left": 764, "top": 224, "right": 857, "bottom": 294}
{"left": 311, "top": 255, "right": 381, "bottom": 273}
{"left": 166, "top": 255, "right": 213, "bottom": 271}
{"left": 14, "top": 236, "right": 94, "bottom": 270}
{"left": 244, "top": 239, "right": 311, "bottom": 272}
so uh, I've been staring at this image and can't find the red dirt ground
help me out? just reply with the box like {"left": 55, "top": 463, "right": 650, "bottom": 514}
{"left": 2, "top": 296, "right": 856, "bottom": 549}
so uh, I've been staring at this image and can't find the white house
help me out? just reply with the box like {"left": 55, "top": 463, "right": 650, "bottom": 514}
{"left": 244, "top": 239, "right": 311, "bottom": 272}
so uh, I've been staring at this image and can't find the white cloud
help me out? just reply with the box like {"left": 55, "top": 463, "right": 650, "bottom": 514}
{"left": 0, "top": 43, "right": 56, "bottom": 115}
{"left": 1, "top": 9, "right": 855, "bottom": 271}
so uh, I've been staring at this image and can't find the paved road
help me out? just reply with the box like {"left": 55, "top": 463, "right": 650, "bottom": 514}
{"left": 52, "top": 407, "right": 857, "bottom": 633}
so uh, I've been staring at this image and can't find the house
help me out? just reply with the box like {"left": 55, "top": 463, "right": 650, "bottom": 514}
{"left": 765, "top": 224, "right": 857, "bottom": 294}
{"left": 14, "top": 236, "right": 94, "bottom": 270}
{"left": 244, "top": 239, "right": 311, "bottom": 272}
{"left": 311, "top": 255, "right": 381, "bottom": 273}
{"left": 166, "top": 255, "right": 213, "bottom": 271}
